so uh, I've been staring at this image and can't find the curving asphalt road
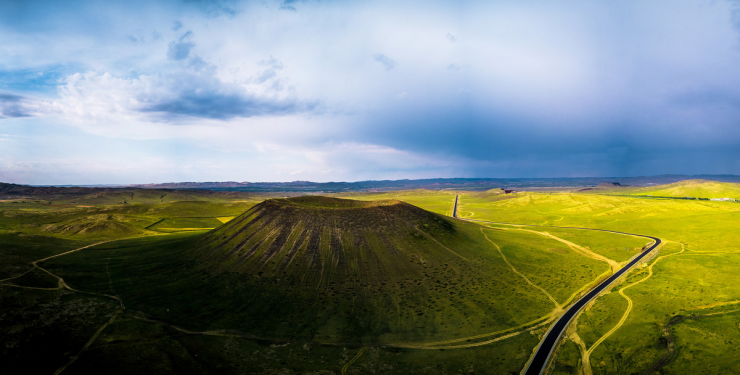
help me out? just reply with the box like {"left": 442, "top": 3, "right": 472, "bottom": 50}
{"left": 451, "top": 195, "right": 662, "bottom": 375}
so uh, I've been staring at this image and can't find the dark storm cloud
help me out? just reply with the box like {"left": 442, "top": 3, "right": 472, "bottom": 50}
{"left": 0, "top": 93, "right": 31, "bottom": 118}
{"left": 150, "top": 30, "right": 311, "bottom": 120}
{"left": 142, "top": 90, "right": 316, "bottom": 120}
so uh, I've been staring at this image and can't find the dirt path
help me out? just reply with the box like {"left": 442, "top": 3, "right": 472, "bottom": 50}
{"left": 397, "top": 316, "right": 558, "bottom": 350}
{"left": 585, "top": 242, "right": 684, "bottom": 360}
{"left": 692, "top": 300, "right": 740, "bottom": 310}
{"left": 341, "top": 347, "right": 367, "bottom": 375}
{"left": 406, "top": 224, "right": 637, "bottom": 352}
{"left": 644, "top": 305, "right": 740, "bottom": 374}
{"left": 482, "top": 228, "right": 561, "bottom": 309}
{"left": 0, "top": 241, "right": 111, "bottom": 286}
{"left": 54, "top": 312, "right": 120, "bottom": 375}
{"left": 569, "top": 332, "right": 592, "bottom": 375}
{"left": 0, "top": 268, "right": 34, "bottom": 283}
{"left": 0, "top": 237, "right": 164, "bottom": 373}
{"left": 515, "top": 228, "right": 621, "bottom": 273}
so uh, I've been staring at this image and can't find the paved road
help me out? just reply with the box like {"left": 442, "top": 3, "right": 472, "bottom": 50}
{"left": 452, "top": 194, "right": 459, "bottom": 218}
{"left": 451, "top": 195, "right": 662, "bottom": 374}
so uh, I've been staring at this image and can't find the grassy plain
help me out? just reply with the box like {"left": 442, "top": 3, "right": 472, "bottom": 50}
{"left": 340, "top": 189, "right": 459, "bottom": 216}
{"left": 3, "top": 181, "right": 740, "bottom": 374}
{"left": 42, "top": 198, "right": 598, "bottom": 345}
{"left": 0, "top": 191, "right": 644, "bottom": 374}
{"left": 608, "top": 179, "right": 740, "bottom": 199}
{"left": 453, "top": 186, "right": 740, "bottom": 374}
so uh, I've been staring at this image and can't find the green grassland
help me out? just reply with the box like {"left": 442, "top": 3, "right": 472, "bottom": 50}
{"left": 613, "top": 179, "right": 740, "bottom": 199}
{"left": 339, "top": 189, "right": 459, "bottom": 216}
{"left": 147, "top": 217, "right": 224, "bottom": 231}
{"left": 0, "top": 232, "right": 97, "bottom": 279}
{"left": 4, "top": 180, "right": 740, "bottom": 374}
{"left": 542, "top": 229, "right": 649, "bottom": 263}
{"left": 448, "top": 181, "right": 740, "bottom": 374}
{"left": 0, "top": 193, "right": 643, "bottom": 374}
{"left": 46, "top": 188, "right": 256, "bottom": 205}
{"left": 481, "top": 227, "right": 608, "bottom": 305}
{"left": 41, "top": 198, "right": 600, "bottom": 345}
{"left": 0, "top": 198, "right": 261, "bottom": 239}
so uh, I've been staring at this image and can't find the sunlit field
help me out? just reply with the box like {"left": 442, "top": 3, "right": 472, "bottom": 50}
{"left": 2, "top": 181, "right": 740, "bottom": 374}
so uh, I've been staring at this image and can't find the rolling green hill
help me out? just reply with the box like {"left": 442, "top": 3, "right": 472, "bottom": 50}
{"left": 158, "top": 196, "right": 571, "bottom": 343}
{"left": 629, "top": 179, "right": 740, "bottom": 199}
{"left": 2, "top": 193, "right": 678, "bottom": 374}
{"left": 42, "top": 197, "right": 611, "bottom": 348}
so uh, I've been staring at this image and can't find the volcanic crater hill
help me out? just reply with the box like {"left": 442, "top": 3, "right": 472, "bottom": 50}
{"left": 195, "top": 196, "right": 460, "bottom": 278}
{"left": 168, "top": 196, "right": 555, "bottom": 344}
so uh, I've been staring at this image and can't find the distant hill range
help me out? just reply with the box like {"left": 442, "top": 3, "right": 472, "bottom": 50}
{"left": 128, "top": 175, "right": 740, "bottom": 192}
{"left": 0, "top": 182, "right": 252, "bottom": 202}
{"left": 2, "top": 175, "right": 740, "bottom": 197}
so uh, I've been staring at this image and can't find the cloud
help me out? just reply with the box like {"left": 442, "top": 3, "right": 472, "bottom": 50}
{"left": 253, "top": 56, "right": 284, "bottom": 84}
{"left": 4, "top": 0, "right": 740, "bottom": 183}
{"left": 167, "top": 32, "right": 195, "bottom": 61}
{"left": 729, "top": 0, "right": 740, "bottom": 32}
{"left": 52, "top": 69, "right": 317, "bottom": 122}
{"left": 181, "top": 0, "right": 238, "bottom": 17}
{"left": 142, "top": 89, "right": 315, "bottom": 120}
{"left": 372, "top": 53, "right": 397, "bottom": 72}
{"left": 279, "top": 0, "right": 306, "bottom": 11}
{"left": 0, "top": 93, "right": 31, "bottom": 118}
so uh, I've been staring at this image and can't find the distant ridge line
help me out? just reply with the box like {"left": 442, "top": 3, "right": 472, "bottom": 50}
{"left": 4, "top": 175, "right": 740, "bottom": 194}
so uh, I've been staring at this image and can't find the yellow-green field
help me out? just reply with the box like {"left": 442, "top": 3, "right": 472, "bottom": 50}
{"left": 2, "top": 180, "right": 740, "bottom": 374}
{"left": 613, "top": 179, "right": 740, "bottom": 199}
{"left": 360, "top": 185, "right": 740, "bottom": 374}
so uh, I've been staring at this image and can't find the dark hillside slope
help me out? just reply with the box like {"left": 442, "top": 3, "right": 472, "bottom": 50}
{"left": 194, "top": 196, "right": 462, "bottom": 279}
{"left": 45, "top": 197, "right": 570, "bottom": 347}
{"left": 178, "top": 197, "right": 554, "bottom": 343}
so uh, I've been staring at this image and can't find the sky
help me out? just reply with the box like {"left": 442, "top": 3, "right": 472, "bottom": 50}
{"left": 2, "top": 0, "right": 740, "bottom": 184}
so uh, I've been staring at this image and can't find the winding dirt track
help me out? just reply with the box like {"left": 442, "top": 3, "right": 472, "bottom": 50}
{"left": 341, "top": 347, "right": 368, "bottom": 375}
{"left": 451, "top": 195, "right": 663, "bottom": 375}
{"left": 587, "top": 242, "right": 685, "bottom": 358}
{"left": 481, "top": 229, "right": 561, "bottom": 309}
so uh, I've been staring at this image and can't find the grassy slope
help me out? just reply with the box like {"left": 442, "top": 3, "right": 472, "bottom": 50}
{"left": 0, "top": 199, "right": 260, "bottom": 239}
{"left": 631, "top": 179, "right": 740, "bottom": 199}
{"left": 45, "top": 197, "right": 585, "bottom": 345}
{"left": 456, "top": 189, "right": 740, "bottom": 374}
{"left": 9, "top": 186, "right": 738, "bottom": 374}
{"left": 21, "top": 195, "right": 605, "bottom": 373}
{"left": 593, "top": 179, "right": 740, "bottom": 199}
{"left": 482, "top": 227, "right": 607, "bottom": 305}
